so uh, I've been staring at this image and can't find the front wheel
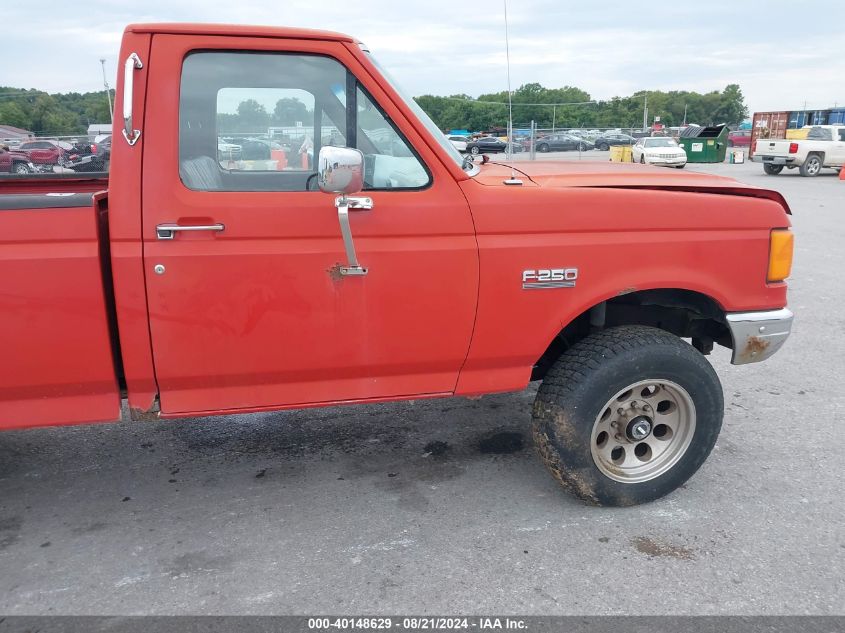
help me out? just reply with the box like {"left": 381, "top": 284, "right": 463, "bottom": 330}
{"left": 12, "top": 162, "right": 32, "bottom": 174}
{"left": 470, "top": 146, "right": 480, "bottom": 155}
{"left": 763, "top": 163, "right": 783, "bottom": 175}
{"left": 597, "top": 143, "right": 609, "bottom": 151}
{"left": 532, "top": 326, "right": 723, "bottom": 506}
{"left": 537, "top": 143, "right": 549, "bottom": 153}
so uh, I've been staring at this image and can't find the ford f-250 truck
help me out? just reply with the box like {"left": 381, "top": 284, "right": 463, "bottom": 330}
{"left": 0, "top": 23, "right": 794, "bottom": 506}
{"left": 753, "top": 125, "right": 845, "bottom": 176}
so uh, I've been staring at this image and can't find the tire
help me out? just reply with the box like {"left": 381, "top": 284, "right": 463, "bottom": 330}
{"left": 763, "top": 163, "right": 783, "bottom": 175}
{"left": 532, "top": 325, "right": 723, "bottom": 507}
{"left": 12, "top": 162, "right": 31, "bottom": 174}
{"left": 639, "top": 155, "right": 646, "bottom": 164}
{"left": 799, "top": 153, "right": 823, "bottom": 177}
{"left": 579, "top": 143, "right": 588, "bottom": 151}
{"left": 676, "top": 164, "right": 685, "bottom": 169}
{"left": 597, "top": 143, "right": 609, "bottom": 151}
{"left": 470, "top": 146, "right": 480, "bottom": 155}
{"left": 537, "top": 143, "right": 550, "bottom": 153}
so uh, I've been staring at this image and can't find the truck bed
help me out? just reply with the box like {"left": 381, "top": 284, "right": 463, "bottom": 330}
{"left": 0, "top": 174, "right": 120, "bottom": 429}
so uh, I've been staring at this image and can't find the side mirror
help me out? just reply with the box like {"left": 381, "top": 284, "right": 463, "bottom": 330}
{"left": 318, "top": 146, "right": 364, "bottom": 195}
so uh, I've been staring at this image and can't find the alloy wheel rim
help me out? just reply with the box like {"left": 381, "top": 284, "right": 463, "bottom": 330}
{"left": 590, "top": 379, "right": 696, "bottom": 483}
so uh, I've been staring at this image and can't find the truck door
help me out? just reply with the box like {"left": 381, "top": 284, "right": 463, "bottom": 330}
{"left": 140, "top": 35, "right": 478, "bottom": 415}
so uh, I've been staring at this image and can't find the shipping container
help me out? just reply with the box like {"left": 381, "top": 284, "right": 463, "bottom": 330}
{"left": 750, "top": 111, "right": 789, "bottom": 157}
{"left": 811, "top": 110, "right": 826, "bottom": 125}
{"left": 788, "top": 111, "right": 808, "bottom": 128}
{"left": 828, "top": 109, "right": 845, "bottom": 125}
{"left": 785, "top": 128, "right": 810, "bottom": 140}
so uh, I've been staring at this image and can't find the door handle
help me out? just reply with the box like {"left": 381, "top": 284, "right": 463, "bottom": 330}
{"left": 156, "top": 223, "right": 225, "bottom": 240}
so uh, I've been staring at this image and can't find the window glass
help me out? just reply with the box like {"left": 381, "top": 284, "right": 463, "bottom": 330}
{"left": 355, "top": 86, "right": 429, "bottom": 190}
{"left": 807, "top": 126, "right": 832, "bottom": 141}
{"left": 839, "top": 129, "right": 845, "bottom": 141}
{"left": 179, "top": 51, "right": 429, "bottom": 192}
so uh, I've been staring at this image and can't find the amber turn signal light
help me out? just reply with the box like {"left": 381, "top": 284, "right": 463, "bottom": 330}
{"left": 768, "top": 229, "right": 794, "bottom": 282}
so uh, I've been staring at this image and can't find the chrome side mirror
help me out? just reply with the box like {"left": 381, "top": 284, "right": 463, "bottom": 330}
{"left": 318, "top": 146, "right": 364, "bottom": 195}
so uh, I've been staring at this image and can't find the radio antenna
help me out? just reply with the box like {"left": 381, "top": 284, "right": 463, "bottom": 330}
{"left": 502, "top": 0, "right": 522, "bottom": 185}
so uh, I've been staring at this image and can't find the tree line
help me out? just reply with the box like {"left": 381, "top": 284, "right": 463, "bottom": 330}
{"left": 415, "top": 83, "right": 748, "bottom": 131}
{"left": 0, "top": 82, "right": 748, "bottom": 137}
{"left": 0, "top": 87, "right": 113, "bottom": 136}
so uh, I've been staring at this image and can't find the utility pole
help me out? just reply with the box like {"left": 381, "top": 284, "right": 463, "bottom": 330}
{"left": 683, "top": 104, "right": 687, "bottom": 126}
{"left": 100, "top": 59, "right": 113, "bottom": 123}
{"left": 643, "top": 94, "right": 648, "bottom": 132}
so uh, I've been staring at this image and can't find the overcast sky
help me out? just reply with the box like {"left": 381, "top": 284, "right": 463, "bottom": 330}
{"left": 2, "top": 0, "right": 843, "bottom": 117}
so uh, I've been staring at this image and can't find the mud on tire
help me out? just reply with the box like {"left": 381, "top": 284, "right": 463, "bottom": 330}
{"left": 532, "top": 325, "right": 724, "bottom": 506}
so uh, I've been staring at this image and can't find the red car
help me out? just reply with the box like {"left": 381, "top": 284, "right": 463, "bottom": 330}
{"left": 0, "top": 146, "right": 35, "bottom": 173}
{"left": 0, "top": 23, "right": 794, "bottom": 507}
{"left": 728, "top": 130, "right": 752, "bottom": 147}
{"left": 15, "top": 139, "right": 67, "bottom": 165}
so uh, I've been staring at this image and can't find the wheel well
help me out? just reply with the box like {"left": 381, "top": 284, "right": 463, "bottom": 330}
{"left": 531, "top": 289, "right": 730, "bottom": 381}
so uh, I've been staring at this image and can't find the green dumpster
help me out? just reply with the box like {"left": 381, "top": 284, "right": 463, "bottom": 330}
{"left": 678, "top": 124, "right": 729, "bottom": 163}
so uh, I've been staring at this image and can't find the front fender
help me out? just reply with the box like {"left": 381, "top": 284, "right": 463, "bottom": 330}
{"left": 454, "top": 181, "right": 789, "bottom": 395}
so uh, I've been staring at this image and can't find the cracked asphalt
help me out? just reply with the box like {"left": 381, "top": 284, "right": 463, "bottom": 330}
{"left": 0, "top": 157, "right": 842, "bottom": 615}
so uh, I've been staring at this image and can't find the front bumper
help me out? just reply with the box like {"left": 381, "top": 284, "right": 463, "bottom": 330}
{"left": 726, "top": 308, "right": 794, "bottom": 365}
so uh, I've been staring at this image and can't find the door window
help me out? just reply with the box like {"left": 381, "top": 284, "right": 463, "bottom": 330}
{"left": 179, "top": 51, "right": 429, "bottom": 192}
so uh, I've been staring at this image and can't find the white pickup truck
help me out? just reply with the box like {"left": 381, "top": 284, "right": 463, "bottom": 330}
{"left": 753, "top": 125, "right": 845, "bottom": 176}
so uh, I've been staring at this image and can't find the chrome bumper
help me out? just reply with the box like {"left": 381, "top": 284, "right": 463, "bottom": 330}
{"left": 726, "top": 308, "right": 794, "bottom": 365}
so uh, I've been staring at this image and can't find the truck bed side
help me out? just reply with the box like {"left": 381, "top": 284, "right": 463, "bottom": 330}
{"left": 0, "top": 180, "right": 120, "bottom": 429}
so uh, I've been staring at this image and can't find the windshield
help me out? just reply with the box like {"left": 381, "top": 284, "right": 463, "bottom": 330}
{"left": 366, "top": 52, "right": 467, "bottom": 171}
{"left": 644, "top": 138, "right": 678, "bottom": 147}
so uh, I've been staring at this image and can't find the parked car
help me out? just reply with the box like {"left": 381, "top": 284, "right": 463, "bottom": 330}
{"left": 93, "top": 134, "right": 112, "bottom": 161}
{"left": 752, "top": 125, "right": 845, "bottom": 176}
{"left": 217, "top": 139, "right": 242, "bottom": 161}
{"left": 632, "top": 137, "right": 687, "bottom": 168}
{"left": 594, "top": 133, "right": 635, "bottom": 151}
{"left": 535, "top": 134, "right": 594, "bottom": 153}
{"left": 728, "top": 130, "right": 751, "bottom": 147}
{"left": 446, "top": 135, "right": 468, "bottom": 153}
{"left": 466, "top": 136, "right": 509, "bottom": 155}
{"left": 0, "top": 146, "right": 35, "bottom": 174}
{"left": 0, "top": 22, "right": 794, "bottom": 509}
{"left": 15, "top": 139, "right": 66, "bottom": 166}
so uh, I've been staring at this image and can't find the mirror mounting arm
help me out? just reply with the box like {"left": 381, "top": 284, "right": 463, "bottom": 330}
{"left": 335, "top": 195, "right": 373, "bottom": 276}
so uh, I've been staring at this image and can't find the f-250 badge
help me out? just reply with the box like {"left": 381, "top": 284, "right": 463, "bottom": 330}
{"left": 522, "top": 268, "right": 578, "bottom": 289}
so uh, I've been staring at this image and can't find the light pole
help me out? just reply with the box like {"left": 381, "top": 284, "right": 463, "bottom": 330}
{"left": 643, "top": 94, "right": 648, "bottom": 132}
{"left": 100, "top": 58, "right": 113, "bottom": 123}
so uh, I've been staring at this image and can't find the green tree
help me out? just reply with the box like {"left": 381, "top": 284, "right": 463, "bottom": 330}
{"left": 236, "top": 99, "right": 269, "bottom": 132}
{"left": 272, "top": 97, "right": 310, "bottom": 126}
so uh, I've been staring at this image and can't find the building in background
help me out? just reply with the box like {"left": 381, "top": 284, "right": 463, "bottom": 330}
{"left": 87, "top": 123, "right": 112, "bottom": 139}
{"left": 0, "top": 124, "right": 34, "bottom": 144}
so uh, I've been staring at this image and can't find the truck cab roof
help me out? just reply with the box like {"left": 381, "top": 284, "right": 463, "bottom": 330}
{"left": 125, "top": 23, "right": 356, "bottom": 43}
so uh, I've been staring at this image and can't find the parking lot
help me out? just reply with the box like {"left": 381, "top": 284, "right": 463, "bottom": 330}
{"left": 0, "top": 156, "right": 842, "bottom": 615}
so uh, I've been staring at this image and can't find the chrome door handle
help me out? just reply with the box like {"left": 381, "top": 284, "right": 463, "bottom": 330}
{"left": 156, "top": 223, "right": 225, "bottom": 240}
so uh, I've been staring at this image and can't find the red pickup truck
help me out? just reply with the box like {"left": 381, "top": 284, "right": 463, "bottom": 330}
{"left": 0, "top": 23, "right": 794, "bottom": 506}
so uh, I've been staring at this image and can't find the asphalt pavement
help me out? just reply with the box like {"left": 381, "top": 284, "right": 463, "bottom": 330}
{"left": 0, "top": 155, "right": 842, "bottom": 615}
